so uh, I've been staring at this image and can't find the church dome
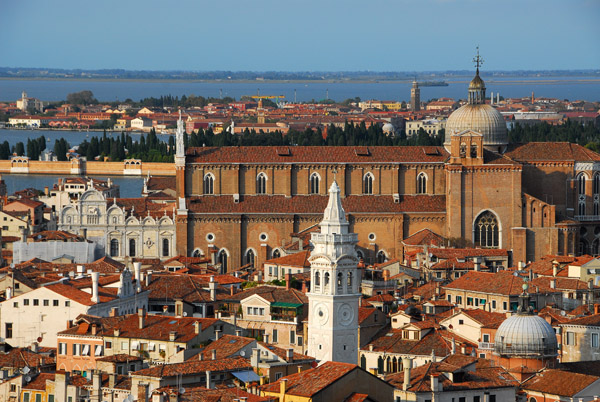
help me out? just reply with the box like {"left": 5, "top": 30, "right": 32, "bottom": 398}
{"left": 382, "top": 123, "right": 394, "bottom": 133}
{"left": 469, "top": 73, "right": 485, "bottom": 90}
{"left": 494, "top": 314, "right": 558, "bottom": 358}
{"left": 444, "top": 103, "right": 508, "bottom": 148}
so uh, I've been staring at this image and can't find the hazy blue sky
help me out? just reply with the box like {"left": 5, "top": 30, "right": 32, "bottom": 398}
{"left": 2, "top": 0, "right": 599, "bottom": 71}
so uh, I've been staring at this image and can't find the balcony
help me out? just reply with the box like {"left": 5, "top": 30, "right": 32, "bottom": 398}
{"left": 478, "top": 342, "right": 494, "bottom": 350}
{"left": 575, "top": 215, "right": 600, "bottom": 222}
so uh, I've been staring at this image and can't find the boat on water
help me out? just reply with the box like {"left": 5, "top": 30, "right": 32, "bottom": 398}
{"left": 419, "top": 81, "right": 449, "bottom": 87}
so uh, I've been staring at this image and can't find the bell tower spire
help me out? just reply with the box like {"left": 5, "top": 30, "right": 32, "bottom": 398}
{"left": 307, "top": 180, "right": 361, "bottom": 364}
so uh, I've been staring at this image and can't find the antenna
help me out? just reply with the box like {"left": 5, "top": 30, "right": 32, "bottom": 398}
{"left": 23, "top": 366, "right": 30, "bottom": 374}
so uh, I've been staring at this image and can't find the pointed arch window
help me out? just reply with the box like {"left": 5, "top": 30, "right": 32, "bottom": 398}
{"left": 309, "top": 173, "right": 320, "bottom": 194}
{"left": 245, "top": 249, "right": 255, "bottom": 267}
{"left": 192, "top": 249, "right": 203, "bottom": 257}
{"left": 363, "top": 173, "right": 373, "bottom": 195}
{"left": 578, "top": 173, "right": 586, "bottom": 195}
{"left": 376, "top": 250, "right": 387, "bottom": 263}
{"left": 256, "top": 172, "right": 267, "bottom": 194}
{"left": 416, "top": 172, "right": 427, "bottom": 194}
{"left": 218, "top": 249, "right": 228, "bottom": 274}
{"left": 203, "top": 173, "right": 214, "bottom": 195}
{"left": 110, "top": 239, "right": 119, "bottom": 257}
{"left": 272, "top": 249, "right": 281, "bottom": 259}
{"left": 474, "top": 211, "right": 499, "bottom": 248}
{"left": 324, "top": 272, "right": 330, "bottom": 290}
{"left": 579, "top": 201, "right": 586, "bottom": 216}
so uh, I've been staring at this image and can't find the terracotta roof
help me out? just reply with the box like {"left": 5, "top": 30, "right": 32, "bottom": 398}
{"left": 144, "top": 274, "right": 231, "bottom": 303}
{"left": 95, "top": 354, "right": 142, "bottom": 363}
{"left": 358, "top": 307, "right": 376, "bottom": 324}
{"left": 257, "top": 341, "right": 314, "bottom": 363}
{"left": 23, "top": 373, "right": 55, "bottom": 390}
{"left": 386, "top": 357, "right": 517, "bottom": 392}
{"left": 27, "top": 231, "right": 86, "bottom": 242}
{"left": 186, "top": 146, "right": 449, "bottom": 164}
{"left": 45, "top": 282, "right": 115, "bottom": 305}
{"left": 363, "top": 329, "right": 450, "bottom": 356}
{"left": 444, "top": 271, "right": 531, "bottom": 296}
{"left": 505, "top": 142, "right": 600, "bottom": 162}
{"left": 344, "top": 393, "right": 371, "bottom": 402}
{"left": 260, "top": 361, "right": 357, "bottom": 397}
{"left": 60, "top": 314, "right": 220, "bottom": 343}
{"left": 114, "top": 198, "right": 176, "bottom": 219}
{"left": 429, "top": 248, "right": 508, "bottom": 259}
{"left": 157, "top": 386, "right": 272, "bottom": 402}
{"left": 562, "top": 313, "right": 600, "bottom": 327}
{"left": 458, "top": 309, "right": 508, "bottom": 329}
{"left": 226, "top": 285, "right": 308, "bottom": 305}
{"left": 188, "top": 194, "right": 446, "bottom": 215}
{"left": 0, "top": 347, "right": 56, "bottom": 369}
{"left": 132, "top": 356, "right": 251, "bottom": 378}
{"left": 402, "top": 228, "right": 447, "bottom": 247}
{"left": 264, "top": 249, "right": 311, "bottom": 268}
{"left": 521, "top": 368, "right": 600, "bottom": 397}
{"left": 198, "top": 334, "right": 255, "bottom": 360}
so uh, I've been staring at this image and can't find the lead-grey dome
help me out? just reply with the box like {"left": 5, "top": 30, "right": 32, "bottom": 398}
{"left": 494, "top": 314, "right": 558, "bottom": 358}
{"left": 444, "top": 104, "right": 508, "bottom": 148}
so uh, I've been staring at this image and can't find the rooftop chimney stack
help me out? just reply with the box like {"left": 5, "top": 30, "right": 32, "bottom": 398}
{"left": 209, "top": 276, "right": 217, "bottom": 301}
{"left": 91, "top": 272, "right": 99, "bottom": 303}
{"left": 134, "top": 262, "right": 142, "bottom": 293}
{"left": 402, "top": 357, "right": 413, "bottom": 390}
{"left": 215, "top": 329, "right": 221, "bottom": 340}
{"left": 138, "top": 307, "right": 145, "bottom": 329}
{"left": 211, "top": 349, "right": 217, "bottom": 360}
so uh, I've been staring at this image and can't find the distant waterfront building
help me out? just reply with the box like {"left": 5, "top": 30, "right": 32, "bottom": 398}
{"left": 405, "top": 118, "right": 446, "bottom": 137}
{"left": 410, "top": 80, "right": 420, "bottom": 111}
{"left": 16, "top": 91, "right": 44, "bottom": 112}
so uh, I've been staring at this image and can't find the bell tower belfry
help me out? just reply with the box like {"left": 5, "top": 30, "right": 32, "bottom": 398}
{"left": 307, "top": 181, "right": 361, "bottom": 364}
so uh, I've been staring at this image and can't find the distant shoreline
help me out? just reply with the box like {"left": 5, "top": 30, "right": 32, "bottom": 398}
{"left": 1, "top": 77, "right": 599, "bottom": 85}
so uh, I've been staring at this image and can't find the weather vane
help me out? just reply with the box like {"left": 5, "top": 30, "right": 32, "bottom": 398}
{"left": 473, "top": 46, "right": 484, "bottom": 70}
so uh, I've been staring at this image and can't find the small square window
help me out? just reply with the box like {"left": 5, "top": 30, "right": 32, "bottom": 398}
{"left": 43, "top": 300, "right": 49, "bottom": 306}
{"left": 13, "top": 302, "right": 18, "bottom": 308}
{"left": 53, "top": 300, "right": 59, "bottom": 307}
{"left": 65, "top": 301, "right": 70, "bottom": 307}
{"left": 24, "top": 299, "right": 29, "bottom": 306}
{"left": 33, "top": 299, "right": 39, "bottom": 306}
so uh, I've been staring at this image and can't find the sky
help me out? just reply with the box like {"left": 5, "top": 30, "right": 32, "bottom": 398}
{"left": 1, "top": 0, "right": 599, "bottom": 72}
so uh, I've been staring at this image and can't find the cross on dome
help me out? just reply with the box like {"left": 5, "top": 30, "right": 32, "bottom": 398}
{"left": 473, "top": 46, "right": 484, "bottom": 71}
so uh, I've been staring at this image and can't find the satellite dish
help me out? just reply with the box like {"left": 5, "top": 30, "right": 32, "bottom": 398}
{"left": 37, "top": 337, "right": 43, "bottom": 343}
{"left": 183, "top": 312, "right": 188, "bottom": 317}
{"left": 22, "top": 366, "right": 30, "bottom": 374}
{"left": 561, "top": 310, "right": 566, "bottom": 316}
{"left": 179, "top": 388, "right": 185, "bottom": 394}
{"left": 240, "top": 351, "right": 246, "bottom": 357}
{"left": 124, "top": 395, "right": 133, "bottom": 402}
{"left": 25, "top": 376, "right": 31, "bottom": 383}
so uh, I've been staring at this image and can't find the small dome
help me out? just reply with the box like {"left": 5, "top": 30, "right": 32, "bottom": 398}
{"left": 382, "top": 123, "right": 394, "bottom": 133}
{"left": 444, "top": 104, "right": 508, "bottom": 148}
{"left": 469, "top": 72, "right": 485, "bottom": 90}
{"left": 494, "top": 314, "right": 558, "bottom": 358}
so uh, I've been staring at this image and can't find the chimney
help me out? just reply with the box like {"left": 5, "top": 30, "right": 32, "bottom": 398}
{"left": 553, "top": 262, "right": 558, "bottom": 277}
{"left": 91, "top": 272, "right": 99, "bottom": 303}
{"left": 402, "top": 357, "right": 412, "bottom": 390}
{"left": 20, "top": 227, "right": 26, "bottom": 242}
{"left": 44, "top": 186, "right": 49, "bottom": 196}
{"left": 30, "top": 342, "right": 38, "bottom": 353}
{"left": 251, "top": 348, "right": 260, "bottom": 367}
{"left": 205, "top": 370, "right": 212, "bottom": 389}
{"left": 91, "top": 370, "right": 102, "bottom": 402}
{"left": 301, "top": 281, "right": 307, "bottom": 293}
{"left": 134, "top": 262, "right": 142, "bottom": 292}
{"left": 114, "top": 329, "right": 120, "bottom": 336}
{"left": 193, "top": 321, "right": 200, "bottom": 334}
{"left": 286, "top": 348, "right": 293, "bottom": 362}
{"left": 431, "top": 374, "right": 440, "bottom": 393}
{"left": 211, "top": 349, "right": 217, "bottom": 360}
{"left": 550, "top": 279, "right": 556, "bottom": 289}
{"left": 280, "top": 379, "right": 288, "bottom": 396}
{"left": 138, "top": 383, "right": 149, "bottom": 402}
{"left": 109, "top": 373, "right": 116, "bottom": 389}
{"left": 198, "top": 353, "right": 204, "bottom": 361}
{"left": 285, "top": 273, "right": 291, "bottom": 290}
{"left": 145, "top": 270, "right": 153, "bottom": 286}
{"left": 66, "top": 320, "right": 72, "bottom": 329}
{"left": 264, "top": 333, "right": 269, "bottom": 344}
{"left": 209, "top": 276, "right": 217, "bottom": 301}
{"left": 138, "top": 308, "right": 145, "bottom": 329}
{"left": 235, "top": 329, "right": 242, "bottom": 337}
{"left": 6, "top": 287, "right": 12, "bottom": 300}
{"left": 589, "top": 279, "right": 594, "bottom": 290}
{"left": 169, "top": 331, "right": 176, "bottom": 341}
{"left": 230, "top": 286, "right": 235, "bottom": 296}
{"left": 473, "top": 257, "right": 481, "bottom": 272}
{"left": 215, "top": 329, "right": 221, "bottom": 340}
{"left": 91, "top": 324, "right": 97, "bottom": 336}
{"left": 110, "top": 307, "right": 118, "bottom": 317}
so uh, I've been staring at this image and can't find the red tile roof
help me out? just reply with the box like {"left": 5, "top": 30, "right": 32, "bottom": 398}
{"left": 186, "top": 146, "right": 449, "bottom": 164}
{"left": 444, "top": 271, "right": 528, "bottom": 296}
{"left": 132, "top": 356, "right": 251, "bottom": 378}
{"left": 226, "top": 285, "right": 308, "bottom": 305}
{"left": 505, "top": 142, "right": 600, "bottom": 162}
{"left": 23, "top": 373, "right": 55, "bottom": 390}
{"left": 188, "top": 194, "right": 446, "bottom": 214}
{"left": 264, "top": 249, "right": 311, "bottom": 268}
{"left": 521, "top": 369, "right": 600, "bottom": 397}
{"left": 402, "top": 228, "right": 447, "bottom": 247}
{"left": 45, "top": 282, "right": 115, "bottom": 305}
{"left": 260, "top": 361, "right": 357, "bottom": 397}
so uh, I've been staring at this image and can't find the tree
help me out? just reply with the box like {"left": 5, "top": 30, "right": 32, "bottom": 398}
{"left": 15, "top": 142, "right": 25, "bottom": 156}
{"left": 0, "top": 141, "right": 10, "bottom": 159}
{"left": 66, "top": 90, "right": 97, "bottom": 105}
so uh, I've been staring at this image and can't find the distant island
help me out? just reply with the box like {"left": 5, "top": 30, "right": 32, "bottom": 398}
{"left": 0, "top": 67, "right": 598, "bottom": 82}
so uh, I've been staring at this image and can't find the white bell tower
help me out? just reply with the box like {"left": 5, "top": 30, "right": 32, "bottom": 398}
{"left": 307, "top": 181, "right": 361, "bottom": 364}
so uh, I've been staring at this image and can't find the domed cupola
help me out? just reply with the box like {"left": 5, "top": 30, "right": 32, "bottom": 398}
{"left": 494, "top": 283, "right": 558, "bottom": 359}
{"left": 444, "top": 48, "right": 508, "bottom": 152}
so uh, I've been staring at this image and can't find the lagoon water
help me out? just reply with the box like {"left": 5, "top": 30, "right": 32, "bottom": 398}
{"left": 1, "top": 77, "right": 599, "bottom": 104}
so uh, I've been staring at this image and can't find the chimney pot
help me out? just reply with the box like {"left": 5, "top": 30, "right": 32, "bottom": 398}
{"left": 211, "top": 349, "right": 217, "bottom": 360}
{"left": 215, "top": 329, "right": 221, "bottom": 340}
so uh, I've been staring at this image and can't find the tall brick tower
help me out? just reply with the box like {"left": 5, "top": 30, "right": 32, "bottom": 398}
{"left": 410, "top": 80, "right": 420, "bottom": 111}
{"left": 175, "top": 110, "right": 188, "bottom": 256}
